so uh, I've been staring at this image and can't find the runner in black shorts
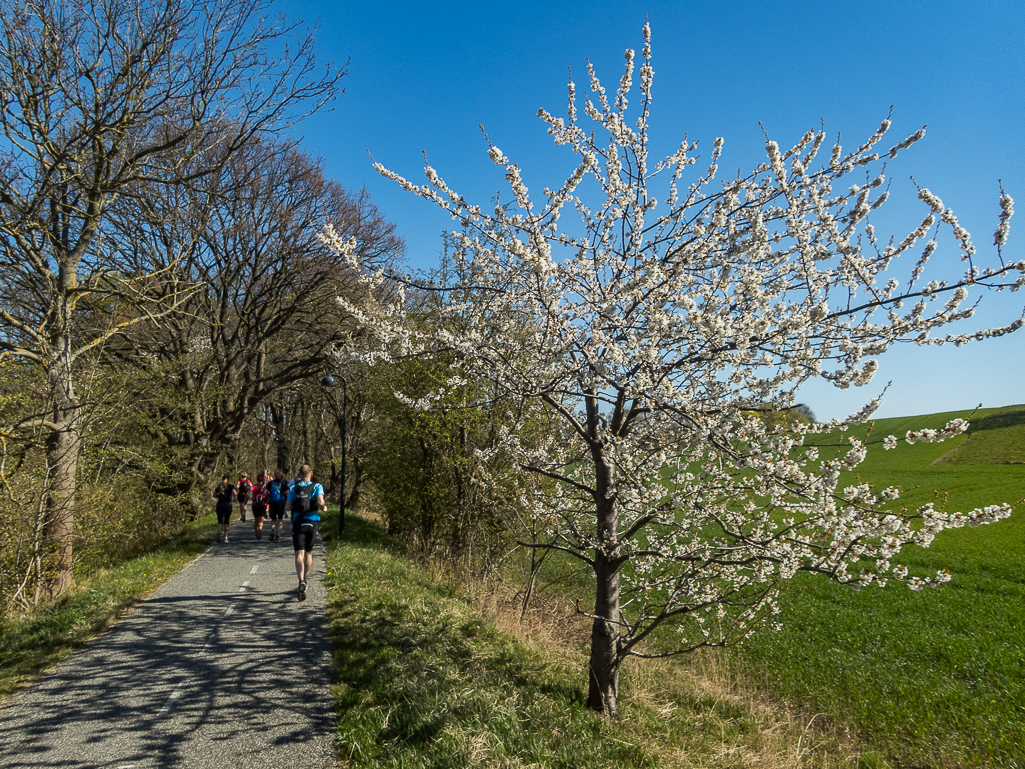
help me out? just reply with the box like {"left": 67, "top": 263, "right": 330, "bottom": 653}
{"left": 212, "top": 476, "right": 236, "bottom": 543}
{"left": 251, "top": 470, "right": 269, "bottom": 540}
{"left": 265, "top": 469, "right": 289, "bottom": 542}
{"left": 285, "top": 464, "right": 326, "bottom": 601}
{"left": 236, "top": 472, "right": 251, "bottom": 522}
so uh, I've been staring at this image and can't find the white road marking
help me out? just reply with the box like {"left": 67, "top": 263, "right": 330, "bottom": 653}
{"left": 250, "top": 565, "right": 259, "bottom": 574}
{"left": 224, "top": 606, "right": 234, "bottom": 616}
{"left": 240, "top": 581, "right": 249, "bottom": 591}
{"left": 157, "top": 683, "right": 184, "bottom": 717}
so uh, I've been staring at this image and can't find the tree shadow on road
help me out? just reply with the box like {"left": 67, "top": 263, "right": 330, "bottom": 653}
{"left": 0, "top": 539, "right": 334, "bottom": 768}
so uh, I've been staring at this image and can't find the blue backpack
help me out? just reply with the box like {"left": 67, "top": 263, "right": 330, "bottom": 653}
{"left": 267, "top": 479, "right": 287, "bottom": 504}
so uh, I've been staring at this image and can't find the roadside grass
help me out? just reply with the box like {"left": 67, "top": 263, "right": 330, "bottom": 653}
{"left": 323, "top": 512, "right": 876, "bottom": 769}
{"left": 0, "top": 513, "right": 216, "bottom": 703}
{"left": 733, "top": 406, "right": 1025, "bottom": 768}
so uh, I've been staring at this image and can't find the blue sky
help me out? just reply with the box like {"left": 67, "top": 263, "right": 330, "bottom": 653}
{"left": 277, "top": 0, "right": 1023, "bottom": 422}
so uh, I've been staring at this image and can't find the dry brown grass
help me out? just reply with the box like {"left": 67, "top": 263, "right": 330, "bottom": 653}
{"left": 454, "top": 561, "right": 886, "bottom": 769}
{"left": 349, "top": 492, "right": 886, "bottom": 768}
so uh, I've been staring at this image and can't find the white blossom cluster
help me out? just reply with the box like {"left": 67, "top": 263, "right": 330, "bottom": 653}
{"left": 321, "top": 25, "right": 1020, "bottom": 663}
{"left": 995, "top": 186, "right": 1014, "bottom": 248}
{"left": 905, "top": 418, "right": 969, "bottom": 444}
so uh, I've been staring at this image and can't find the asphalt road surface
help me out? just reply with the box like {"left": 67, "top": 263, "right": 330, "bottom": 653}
{"left": 0, "top": 528, "right": 336, "bottom": 769}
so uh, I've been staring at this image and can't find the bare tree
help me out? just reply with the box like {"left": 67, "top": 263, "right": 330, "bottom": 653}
{"left": 0, "top": 0, "right": 344, "bottom": 598}
{"left": 107, "top": 137, "right": 401, "bottom": 510}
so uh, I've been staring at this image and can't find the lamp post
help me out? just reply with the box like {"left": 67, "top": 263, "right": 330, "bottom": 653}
{"left": 321, "top": 373, "right": 346, "bottom": 536}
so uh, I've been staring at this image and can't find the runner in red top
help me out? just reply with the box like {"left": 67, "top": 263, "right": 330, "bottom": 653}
{"left": 251, "top": 470, "right": 269, "bottom": 540}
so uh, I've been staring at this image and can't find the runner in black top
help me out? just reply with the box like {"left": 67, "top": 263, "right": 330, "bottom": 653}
{"left": 212, "top": 476, "right": 236, "bottom": 543}
{"left": 236, "top": 472, "right": 251, "bottom": 522}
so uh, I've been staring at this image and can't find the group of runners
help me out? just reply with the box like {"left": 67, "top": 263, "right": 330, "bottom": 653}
{"left": 211, "top": 465, "right": 326, "bottom": 601}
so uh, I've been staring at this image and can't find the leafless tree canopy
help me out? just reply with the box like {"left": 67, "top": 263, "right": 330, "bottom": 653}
{"left": 0, "top": 0, "right": 346, "bottom": 599}
{"left": 106, "top": 138, "right": 403, "bottom": 496}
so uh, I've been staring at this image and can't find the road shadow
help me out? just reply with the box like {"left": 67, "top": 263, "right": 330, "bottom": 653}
{"left": 0, "top": 542, "right": 333, "bottom": 769}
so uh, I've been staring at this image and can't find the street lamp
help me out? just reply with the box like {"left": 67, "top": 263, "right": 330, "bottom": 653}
{"left": 321, "top": 373, "right": 346, "bottom": 536}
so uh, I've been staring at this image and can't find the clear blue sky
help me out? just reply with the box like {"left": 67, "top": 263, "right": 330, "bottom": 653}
{"left": 277, "top": 0, "right": 1023, "bottom": 422}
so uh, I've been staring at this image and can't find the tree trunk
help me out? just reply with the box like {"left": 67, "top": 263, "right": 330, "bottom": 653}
{"left": 586, "top": 403, "right": 622, "bottom": 718}
{"left": 186, "top": 450, "right": 221, "bottom": 519}
{"left": 586, "top": 503, "right": 622, "bottom": 717}
{"left": 42, "top": 361, "right": 82, "bottom": 600}
{"left": 270, "top": 402, "right": 292, "bottom": 473}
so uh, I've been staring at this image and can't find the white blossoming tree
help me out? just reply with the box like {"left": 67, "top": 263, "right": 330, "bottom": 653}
{"left": 322, "top": 25, "right": 1022, "bottom": 718}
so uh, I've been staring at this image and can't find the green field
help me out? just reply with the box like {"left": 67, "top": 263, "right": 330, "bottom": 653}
{"left": 733, "top": 405, "right": 1025, "bottom": 768}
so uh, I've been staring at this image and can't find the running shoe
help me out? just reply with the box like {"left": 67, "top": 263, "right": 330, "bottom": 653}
{"left": 298, "top": 581, "right": 307, "bottom": 601}
{"left": 256, "top": 531, "right": 262, "bottom": 540}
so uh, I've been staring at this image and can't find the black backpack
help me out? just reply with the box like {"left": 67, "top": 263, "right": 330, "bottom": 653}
{"left": 215, "top": 483, "right": 234, "bottom": 504}
{"left": 292, "top": 481, "right": 315, "bottom": 517}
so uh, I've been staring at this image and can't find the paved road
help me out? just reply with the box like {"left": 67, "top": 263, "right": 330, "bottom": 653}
{"left": 0, "top": 530, "right": 336, "bottom": 769}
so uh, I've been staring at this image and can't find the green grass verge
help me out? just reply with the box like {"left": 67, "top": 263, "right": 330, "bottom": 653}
{"left": 0, "top": 513, "right": 217, "bottom": 702}
{"left": 323, "top": 512, "right": 872, "bottom": 768}
{"left": 734, "top": 406, "right": 1025, "bottom": 768}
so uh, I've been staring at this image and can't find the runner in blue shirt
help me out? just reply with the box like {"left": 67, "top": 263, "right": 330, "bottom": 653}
{"left": 284, "top": 464, "right": 326, "bottom": 601}
{"left": 265, "top": 469, "right": 289, "bottom": 542}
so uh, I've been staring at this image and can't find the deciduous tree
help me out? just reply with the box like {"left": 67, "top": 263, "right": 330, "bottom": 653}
{"left": 326, "top": 25, "right": 1023, "bottom": 717}
{"left": 0, "top": 0, "right": 344, "bottom": 597}
{"left": 108, "top": 138, "right": 401, "bottom": 510}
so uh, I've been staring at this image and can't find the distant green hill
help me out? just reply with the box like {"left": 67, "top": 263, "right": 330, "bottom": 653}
{"left": 928, "top": 404, "right": 1025, "bottom": 465}
{"left": 848, "top": 403, "right": 1025, "bottom": 466}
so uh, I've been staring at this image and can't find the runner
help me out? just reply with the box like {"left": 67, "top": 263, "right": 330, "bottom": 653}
{"left": 285, "top": 464, "right": 326, "bottom": 601}
{"left": 236, "top": 472, "right": 251, "bottom": 522}
{"left": 251, "top": 470, "right": 269, "bottom": 540}
{"left": 212, "top": 476, "right": 236, "bottom": 543}
{"left": 265, "top": 469, "right": 289, "bottom": 542}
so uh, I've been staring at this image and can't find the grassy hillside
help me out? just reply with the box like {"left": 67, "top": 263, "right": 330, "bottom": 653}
{"left": 734, "top": 405, "right": 1025, "bottom": 768}
{"left": 324, "top": 514, "right": 877, "bottom": 768}
{"left": 933, "top": 406, "right": 1025, "bottom": 466}
{"left": 320, "top": 399, "right": 1025, "bottom": 769}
